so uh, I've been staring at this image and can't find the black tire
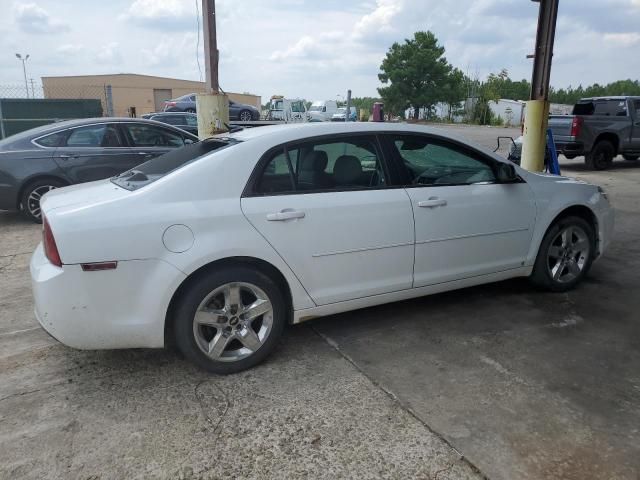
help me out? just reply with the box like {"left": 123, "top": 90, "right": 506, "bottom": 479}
{"left": 530, "top": 216, "right": 595, "bottom": 292}
{"left": 20, "top": 178, "right": 66, "bottom": 223}
{"left": 585, "top": 140, "right": 615, "bottom": 170}
{"left": 174, "top": 266, "right": 286, "bottom": 374}
{"left": 623, "top": 154, "right": 639, "bottom": 161}
{"left": 185, "top": 108, "right": 196, "bottom": 114}
{"left": 239, "top": 110, "right": 253, "bottom": 122}
{"left": 564, "top": 154, "right": 577, "bottom": 160}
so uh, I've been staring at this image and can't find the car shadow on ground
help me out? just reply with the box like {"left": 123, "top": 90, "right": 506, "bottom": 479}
{"left": 560, "top": 157, "right": 640, "bottom": 172}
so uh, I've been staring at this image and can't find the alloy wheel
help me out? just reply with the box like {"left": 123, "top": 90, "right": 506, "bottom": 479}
{"left": 546, "top": 225, "right": 591, "bottom": 284}
{"left": 239, "top": 111, "right": 252, "bottom": 121}
{"left": 192, "top": 282, "right": 273, "bottom": 362}
{"left": 27, "top": 185, "right": 57, "bottom": 220}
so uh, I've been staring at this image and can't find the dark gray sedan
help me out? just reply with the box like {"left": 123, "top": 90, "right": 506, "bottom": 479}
{"left": 163, "top": 93, "right": 260, "bottom": 121}
{"left": 0, "top": 118, "right": 198, "bottom": 222}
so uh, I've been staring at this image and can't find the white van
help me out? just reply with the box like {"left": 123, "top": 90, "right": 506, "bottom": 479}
{"left": 308, "top": 100, "right": 338, "bottom": 122}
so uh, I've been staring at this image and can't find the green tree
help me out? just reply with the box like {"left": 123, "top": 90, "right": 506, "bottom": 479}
{"left": 441, "top": 68, "right": 467, "bottom": 122}
{"left": 378, "top": 31, "right": 453, "bottom": 120}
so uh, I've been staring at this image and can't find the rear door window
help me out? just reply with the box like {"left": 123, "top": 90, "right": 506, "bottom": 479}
{"left": 123, "top": 123, "right": 185, "bottom": 147}
{"left": 65, "top": 124, "right": 123, "bottom": 147}
{"left": 252, "top": 135, "right": 386, "bottom": 195}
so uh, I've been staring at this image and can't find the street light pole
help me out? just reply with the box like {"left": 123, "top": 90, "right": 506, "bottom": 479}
{"left": 15, "top": 53, "right": 30, "bottom": 99}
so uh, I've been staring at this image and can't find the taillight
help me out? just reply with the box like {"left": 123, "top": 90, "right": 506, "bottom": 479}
{"left": 570, "top": 116, "right": 583, "bottom": 137}
{"left": 165, "top": 102, "right": 176, "bottom": 107}
{"left": 43, "top": 216, "right": 62, "bottom": 267}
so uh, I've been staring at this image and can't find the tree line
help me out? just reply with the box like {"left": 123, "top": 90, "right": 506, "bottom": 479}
{"left": 369, "top": 30, "right": 640, "bottom": 124}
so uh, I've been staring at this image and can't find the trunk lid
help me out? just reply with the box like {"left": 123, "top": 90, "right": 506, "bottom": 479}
{"left": 41, "top": 179, "right": 129, "bottom": 215}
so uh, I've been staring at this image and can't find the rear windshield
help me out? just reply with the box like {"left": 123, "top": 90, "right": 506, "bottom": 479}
{"left": 111, "top": 138, "right": 239, "bottom": 190}
{"left": 573, "top": 100, "right": 628, "bottom": 116}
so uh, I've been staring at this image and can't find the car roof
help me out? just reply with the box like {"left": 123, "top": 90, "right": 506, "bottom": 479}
{"left": 225, "top": 122, "right": 492, "bottom": 156}
{"left": 0, "top": 117, "right": 198, "bottom": 145}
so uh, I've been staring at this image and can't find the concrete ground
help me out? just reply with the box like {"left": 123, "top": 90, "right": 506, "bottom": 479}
{"left": 1, "top": 125, "right": 639, "bottom": 479}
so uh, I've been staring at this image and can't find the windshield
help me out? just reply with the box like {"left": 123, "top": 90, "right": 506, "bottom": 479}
{"left": 271, "top": 100, "right": 283, "bottom": 110}
{"left": 111, "top": 138, "right": 239, "bottom": 191}
{"left": 335, "top": 108, "right": 346, "bottom": 114}
{"left": 309, "top": 105, "right": 323, "bottom": 111}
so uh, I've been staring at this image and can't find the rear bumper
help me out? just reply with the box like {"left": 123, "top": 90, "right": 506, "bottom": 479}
{"left": 30, "top": 244, "right": 186, "bottom": 350}
{"left": 555, "top": 139, "right": 585, "bottom": 155}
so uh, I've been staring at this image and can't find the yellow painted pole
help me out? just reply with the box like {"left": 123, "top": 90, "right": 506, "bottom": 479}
{"left": 521, "top": 99, "right": 549, "bottom": 172}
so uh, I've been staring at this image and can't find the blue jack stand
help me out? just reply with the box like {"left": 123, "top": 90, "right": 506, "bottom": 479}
{"left": 546, "top": 128, "right": 561, "bottom": 175}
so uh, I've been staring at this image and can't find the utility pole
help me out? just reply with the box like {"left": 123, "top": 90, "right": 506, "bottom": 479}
{"left": 345, "top": 89, "right": 352, "bottom": 123}
{"left": 196, "top": 0, "right": 229, "bottom": 138}
{"left": 521, "top": 0, "right": 559, "bottom": 171}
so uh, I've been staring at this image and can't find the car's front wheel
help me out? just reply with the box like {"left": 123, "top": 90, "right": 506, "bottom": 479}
{"left": 530, "top": 216, "right": 595, "bottom": 292}
{"left": 20, "top": 179, "right": 66, "bottom": 223}
{"left": 174, "top": 266, "right": 286, "bottom": 374}
{"left": 623, "top": 154, "right": 639, "bottom": 161}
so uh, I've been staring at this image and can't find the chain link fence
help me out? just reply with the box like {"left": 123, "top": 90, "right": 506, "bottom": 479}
{"left": 0, "top": 84, "right": 109, "bottom": 139}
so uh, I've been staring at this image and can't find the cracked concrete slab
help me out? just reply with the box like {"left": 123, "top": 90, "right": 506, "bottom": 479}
{"left": 0, "top": 208, "right": 481, "bottom": 479}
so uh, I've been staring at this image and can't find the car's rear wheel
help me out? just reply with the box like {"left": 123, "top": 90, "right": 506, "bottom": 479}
{"left": 564, "top": 154, "right": 577, "bottom": 159}
{"left": 185, "top": 108, "right": 196, "bottom": 113}
{"left": 20, "top": 179, "right": 66, "bottom": 223}
{"left": 623, "top": 154, "right": 639, "bottom": 161}
{"left": 239, "top": 110, "right": 253, "bottom": 121}
{"left": 530, "top": 216, "right": 595, "bottom": 292}
{"left": 585, "top": 141, "right": 615, "bottom": 170}
{"left": 174, "top": 266, "right": 286, "bottom": 374}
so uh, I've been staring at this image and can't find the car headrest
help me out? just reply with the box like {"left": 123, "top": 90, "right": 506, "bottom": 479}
{"left": 300, "top": 150, "right": 328, "bottom": 172}
{"left": 333, "top": 155, "right": 362, "bottom": 185}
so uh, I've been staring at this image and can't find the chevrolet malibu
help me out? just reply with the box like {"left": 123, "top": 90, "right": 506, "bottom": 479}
{"left": 31, "top": 123, "right": 614, "bottom": 374}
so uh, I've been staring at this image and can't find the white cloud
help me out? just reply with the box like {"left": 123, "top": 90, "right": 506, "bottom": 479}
{"left": 603, "top": 32, "right": 640, "bottom": 46}
{"left": 353, "top": 0, "right": 402, "bottom": 38}
{"left": 96, "top": 42, "right": 123, "bottom": 65}
{"left": 121, "top": 0, "right": 193, "bottom": 29}
{"left": 14, "top": 2, "right": 70, "bottom": 34}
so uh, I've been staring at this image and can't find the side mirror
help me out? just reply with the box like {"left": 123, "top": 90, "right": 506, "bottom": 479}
{"left": 184, "top": 138, "right": 195, "bottom": 145}
{"left": 496, "top": 162, "right": 518, "bottom": 183}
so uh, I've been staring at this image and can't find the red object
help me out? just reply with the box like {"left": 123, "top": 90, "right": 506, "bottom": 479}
{"left": 372, "top": 102, "right": 385, "bottom": 122}
{"left": 570, "top": 116, "right": 583, "bottom": 137}
{"left": 81, "top": 262, "right": 118, "bottom": 272}
{"left": 164, "top": 101, "right": 176, "bottom": 108}
{"left": 43, "top": 217, "right": 62, "bottom": 267}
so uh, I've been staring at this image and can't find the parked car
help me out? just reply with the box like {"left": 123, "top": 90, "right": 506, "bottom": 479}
{"left": 164, "top": 93, "right": 260, "bottom": 121}
{"left": 331, "top": 106, "right": 357, "bottom": 122}
{"left": 308, "top": 100, "right": 338, "bottom": 122}
{"left": 548, "top": 96, "right": 640, "bottom": 169}
{"left": 142, "top": 112, "right": 199, "bottom": 135}
{"left": 0, "top": 118, "right": 198, "bottom": 222}
{"left": 31, "top": 123, "right": 613, "bottom": 374}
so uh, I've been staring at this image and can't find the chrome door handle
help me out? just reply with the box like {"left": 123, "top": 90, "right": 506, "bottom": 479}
{"left": 418, "top": 198, "right": 447, "bottom": 208}
{"left": 137, "top": 152, "right": 151, "bottom": 156}
{"left": 266, "top": 210, "right": 305, "bottom": 221}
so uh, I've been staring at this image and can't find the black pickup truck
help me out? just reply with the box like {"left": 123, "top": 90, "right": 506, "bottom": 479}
{"left": 548, "top": 96, "right": 640, "bottom": 170}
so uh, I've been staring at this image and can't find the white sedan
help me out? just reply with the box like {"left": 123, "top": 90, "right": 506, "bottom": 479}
{"left": 31, "top": 123, "right": 614, "bottom": 373}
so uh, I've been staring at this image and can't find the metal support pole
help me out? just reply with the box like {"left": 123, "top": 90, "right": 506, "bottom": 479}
{"left": 202, "top": 0, "right": 219, "bottom": 93}
{"left": 345, "top": 90, "right": 352, "bottom": 123}
{"left": 521, "top": 0, "right": 559, "bottom": 172}
{"left": 197, "top": 0, "right": 228, "bottom": 137}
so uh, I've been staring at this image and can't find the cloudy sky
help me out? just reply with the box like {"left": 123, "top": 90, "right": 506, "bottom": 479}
{"left": 1, "top": 0, "right": 639, "bottom": 100}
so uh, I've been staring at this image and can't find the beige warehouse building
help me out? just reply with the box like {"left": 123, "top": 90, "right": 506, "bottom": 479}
{"left": 42, "top": 73, "right": 261, "bottom": 117}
